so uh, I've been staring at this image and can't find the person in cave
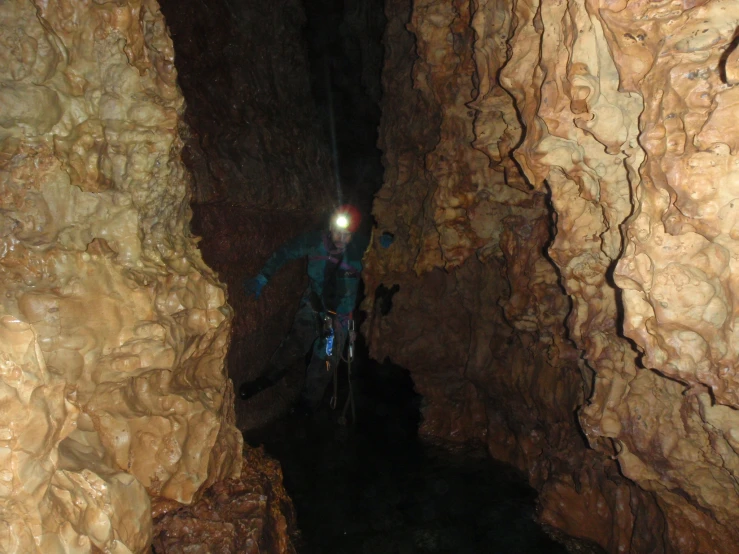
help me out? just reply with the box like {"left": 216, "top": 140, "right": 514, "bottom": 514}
{"left": 240, "top": 204, "right": 369, "bottom": 415}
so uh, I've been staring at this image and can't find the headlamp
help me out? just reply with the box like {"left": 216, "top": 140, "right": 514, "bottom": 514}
{"left": 334, "top": 214, "right": 350, "bottom": 230}
{"left": 331, "top": 204, "right": 361, "bottom": 233}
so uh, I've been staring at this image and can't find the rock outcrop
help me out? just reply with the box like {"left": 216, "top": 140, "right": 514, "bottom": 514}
{"left": 364, "top": 0, "right": 739, "bottom": 552}
{"left": 0, "top": 0, "right": 247, "bottom": 551}
{"left": 152, "top": 446, "right": 297, "bottom": 554}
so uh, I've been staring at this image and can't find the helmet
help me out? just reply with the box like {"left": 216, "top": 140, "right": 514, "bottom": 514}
{"left": 331, "top": 204, "right": 361, "bottom": 233}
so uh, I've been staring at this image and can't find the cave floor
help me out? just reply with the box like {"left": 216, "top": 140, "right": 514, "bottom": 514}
{"left": 243, "top": 358, "right": 569, "bottom": 554}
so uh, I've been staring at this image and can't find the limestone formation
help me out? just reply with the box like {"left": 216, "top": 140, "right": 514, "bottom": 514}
{"left": 6, "top": 0, "right": 739, "bottom": 550}
{"left": 365, "top": 0, "right": 739, "bottom": 552}
{"left": 0, "top": 0, "right": 242, "bottom": 551}
{"left": 152, "top": 446, "right": 297, "bottom": 554}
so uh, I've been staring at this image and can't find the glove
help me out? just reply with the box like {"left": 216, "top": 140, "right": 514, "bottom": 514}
{"left": 244, "top": 274, "right": 268, "bottom": 298}
{"left": 379, "top": 232, "right": 394, "bottom": 249}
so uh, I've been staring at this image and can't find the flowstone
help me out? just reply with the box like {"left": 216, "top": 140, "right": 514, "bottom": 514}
{"left": 0, "top": 1, "right": 241, "bottom": 551}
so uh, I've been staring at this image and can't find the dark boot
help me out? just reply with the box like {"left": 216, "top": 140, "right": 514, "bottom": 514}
{"left": 239, "top": 363, "right": 290, "bottom": 401}
{"left": 239, "top": 374, "right": 277, "bottom": 400}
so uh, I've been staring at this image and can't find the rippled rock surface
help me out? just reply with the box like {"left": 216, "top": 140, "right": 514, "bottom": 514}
{"left": 364, "top": 0, "right": 739, "bottom": 552}
{"left": 0, "top": 0, "right": 245, "bottom": 551}
{"left": 152, "top": 447, "right": 296, "bottom": 554}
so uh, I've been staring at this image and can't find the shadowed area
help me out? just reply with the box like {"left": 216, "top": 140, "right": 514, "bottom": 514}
{"left": 244, "top": 348, "right": 571, "bottom": 554}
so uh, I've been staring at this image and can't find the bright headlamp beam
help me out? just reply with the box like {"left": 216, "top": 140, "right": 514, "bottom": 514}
{"left": 335, "top": 214, "right": 349, "bottom": 229}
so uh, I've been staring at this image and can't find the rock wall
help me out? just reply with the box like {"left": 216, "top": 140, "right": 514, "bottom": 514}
{"left": 0, "top": 0, "right": 244, "bottom": 551}
{"left": 157, "top": 0, "right": 335, "bottom": 430}
{"left": 365, "top": 0, "right": 739, "bottom": 552}
{"left": 152, "top": 446, "right": 297, "bottom": 553}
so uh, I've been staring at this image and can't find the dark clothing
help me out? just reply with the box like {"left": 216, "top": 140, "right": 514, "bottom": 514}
{"left": 260, "top": 230, "right": 367, "bottom": 316}
{"left": 269, "top": 297, "right": 348, "bottom": 409}
{"left": 258, "top": 231, "right": 368, "bottom": 409}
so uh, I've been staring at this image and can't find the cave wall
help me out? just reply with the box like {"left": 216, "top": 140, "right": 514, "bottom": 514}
{"left": 304, "top": 0, "right": 387, "bottom": 209}
{"left": 364, "top": 0, "right": 739, "bottom": 552}
{"left": 0, "top": 0, "right": 249, "bottom": 551}
{"left": 157, "top": 0, "right": 336, "bottom": 430}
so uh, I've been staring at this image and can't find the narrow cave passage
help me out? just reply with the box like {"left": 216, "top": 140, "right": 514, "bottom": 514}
{"left": 4, "top": 0, "right": 737, "bottom": 550}
{"left": 158, "top": 0, "right": 576, "bottom": 551}
{"left": 243, "top": 347, "right": 570, "bottom": 554}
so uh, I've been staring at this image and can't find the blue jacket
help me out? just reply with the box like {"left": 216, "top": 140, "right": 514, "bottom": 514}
{"left": 259, "top": 230, "right": 368, "bottom": 316}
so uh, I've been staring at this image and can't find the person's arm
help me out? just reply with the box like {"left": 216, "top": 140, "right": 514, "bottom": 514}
{"left": 259, "top": 231, "right": 322, "bottom": 280}
{"left": 244, "top": 231, "right": 321, "bottom": 298}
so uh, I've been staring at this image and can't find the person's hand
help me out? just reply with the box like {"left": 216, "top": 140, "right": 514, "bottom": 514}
{"left": 244, "top": 274, "right": 268, "bottom": 298}
{"left": 349, "top": 330, "right": 357, "bottom": 343}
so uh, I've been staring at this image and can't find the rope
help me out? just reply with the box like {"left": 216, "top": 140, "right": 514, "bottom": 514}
{"left": 305, "top": 303, "right": 354, "bottom": 424}
{"left": 330, "top": 359, "right": 338, "bottom": 410}
{"left": 336, "top": 320, "right": 356, "bottom": 426}
{"left": 338, "top": 354, "right": 356, "bottom": 425}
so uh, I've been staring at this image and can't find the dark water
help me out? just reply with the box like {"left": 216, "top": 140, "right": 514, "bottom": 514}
{"left": 243, "top": 357, "right": 569, "bottom": 554}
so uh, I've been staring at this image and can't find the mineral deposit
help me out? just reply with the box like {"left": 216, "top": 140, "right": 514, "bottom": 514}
{"left": 364, "top": 0, "right": 739, "bottom": 551}
{"left": 0, "top": 0, "right": 242, "bottom": 551}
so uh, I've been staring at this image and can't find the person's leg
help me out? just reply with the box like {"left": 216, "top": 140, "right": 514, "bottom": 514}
{"left": 240, "top": 301, "right": 319, "bottom": 399}
{"left": 267, "top": 301, "right": 319, "bottom": 372}
{"left": 300, "top": 319, "right": 348, "bottom": 410}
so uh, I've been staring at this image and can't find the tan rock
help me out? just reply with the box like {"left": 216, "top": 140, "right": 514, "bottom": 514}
{"left": 0, "top": 0, "right": 240, "bottom": 551}
{"left": 367, "top": 0, "right": 739, "bottom": 551}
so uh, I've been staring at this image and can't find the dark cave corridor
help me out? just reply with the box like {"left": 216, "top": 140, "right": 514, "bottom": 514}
{"left": 243, "top": 350, "right": 571, "bottom": 554}
{"left": 155, "top": 0, "right": 572, "bottom": 552}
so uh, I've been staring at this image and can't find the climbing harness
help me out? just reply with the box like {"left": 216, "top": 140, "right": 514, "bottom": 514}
{"left": 321, "top": 308, "right": 355, "bottom": 424}
{"left": 309, "top": 246, "right": 358, "bottom": 423}
{"left": 323, "top": 311, "right": 335, "bottom": 358}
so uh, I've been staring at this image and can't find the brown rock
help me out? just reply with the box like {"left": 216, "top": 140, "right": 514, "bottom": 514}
{"left": 0, "top": 0, "right": 243, "bottom": 550}
{"left": 365, "top": 0, "right": 739, "bottom": 552}
{"left": 152, "top": 447, "right": 297, "bottom": 554}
